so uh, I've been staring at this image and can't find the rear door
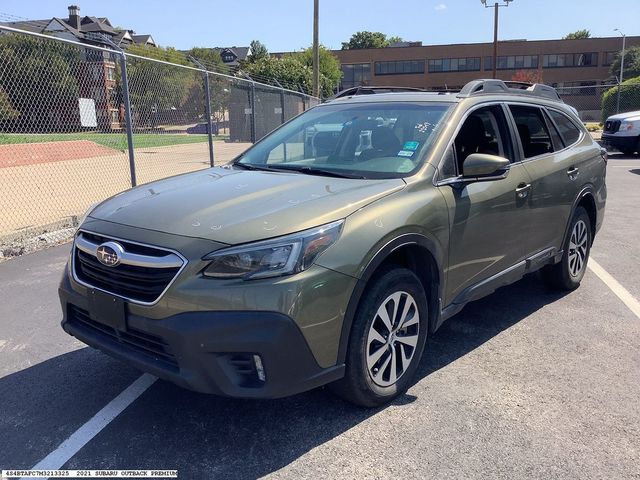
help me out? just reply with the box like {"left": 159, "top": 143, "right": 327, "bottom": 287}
{"left": 506, "top": 104, "right": 579, "bottom": 255}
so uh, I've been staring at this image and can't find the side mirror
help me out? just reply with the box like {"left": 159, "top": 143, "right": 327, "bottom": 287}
{"left": 462, "top": 153, "right": 510, "bottom": 179}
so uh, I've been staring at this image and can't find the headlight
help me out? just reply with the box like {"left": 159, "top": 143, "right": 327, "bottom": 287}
{"left": 203, "top": 220, "right": 344, "bottom": 280}
{"left": 620, "top": 121, "right": 634, "bottom": 131}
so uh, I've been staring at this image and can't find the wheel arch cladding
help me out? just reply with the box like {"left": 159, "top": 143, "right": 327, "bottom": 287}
{"left": 336, "top": 234, "right": 443, "bottom": 365}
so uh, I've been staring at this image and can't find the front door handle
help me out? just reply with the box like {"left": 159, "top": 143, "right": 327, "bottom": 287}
{"left": 515, "top": 183, "right": 531, "bottom": 199}
{"left": 567, "top": 166, "right": 579, "bottom": 180}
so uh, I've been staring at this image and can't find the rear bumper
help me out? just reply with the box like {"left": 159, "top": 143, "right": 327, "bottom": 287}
{"left": 59, "top": 274, "right": 344, "bottom": 398}
{"left": 601, "top": 133, "right": 638, "bottom": 152}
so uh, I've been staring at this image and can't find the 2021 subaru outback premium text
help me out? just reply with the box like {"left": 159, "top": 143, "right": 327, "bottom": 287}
{"left": 59, "top": 80, "right": 607, "bottom": 407}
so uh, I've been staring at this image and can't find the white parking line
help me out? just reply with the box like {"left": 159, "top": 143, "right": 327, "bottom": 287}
{"left": 26, "top": 374, "right": 157, "bottom": 474}
{"left": 588, "top": 258, "right": 640, "bottom": 319}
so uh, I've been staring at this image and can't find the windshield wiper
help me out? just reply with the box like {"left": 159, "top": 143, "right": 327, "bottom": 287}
{"left": 269, "top": 165, "right": 365, "bottom": 179}
{"left": 232, "top": 162, "right": 274, "bottom": 172}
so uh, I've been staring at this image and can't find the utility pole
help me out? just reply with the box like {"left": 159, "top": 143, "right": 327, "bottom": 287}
{"left": 481, "top": 0, "right": 514, "bottom": 79}
{"left": 312, "top": 0, "right": 320, "bottom": 97}
{"left": 615, "top": 28, "right": 626, "bottom": 114}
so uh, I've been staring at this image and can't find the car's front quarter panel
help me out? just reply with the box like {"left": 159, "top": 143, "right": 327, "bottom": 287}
{"left": 315, "top": 165, "right": 449, "bottom": 294}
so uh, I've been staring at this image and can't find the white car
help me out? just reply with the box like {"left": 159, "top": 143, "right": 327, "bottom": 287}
{"left": 602, "top": 110, "right": 640, "bottom": 155}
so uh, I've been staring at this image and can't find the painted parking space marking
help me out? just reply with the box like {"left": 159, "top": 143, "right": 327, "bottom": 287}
{"left": 25, "top": 374, "right": 157, "bottom": 474}
{"left": 588, "top": 258, "right": 640, "bottom": 319}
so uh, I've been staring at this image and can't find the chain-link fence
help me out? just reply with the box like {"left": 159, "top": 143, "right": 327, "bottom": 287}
{"left": 558, "top": 83, "right": 640, "bottom": 123}
{"left": 0, "top": 26, "right": 319, "bottom": 259}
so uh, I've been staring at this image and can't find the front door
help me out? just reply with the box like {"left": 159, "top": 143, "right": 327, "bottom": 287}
{"left": 437, "top": 104, "right": 533, "bottom": 306}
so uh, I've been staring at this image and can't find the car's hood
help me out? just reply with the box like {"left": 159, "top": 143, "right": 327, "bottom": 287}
{"left": 607, "top": 110, "right": 640, "bottom": 121}
{"left": 89, "top": 167, "right": 406, "bottom": 245}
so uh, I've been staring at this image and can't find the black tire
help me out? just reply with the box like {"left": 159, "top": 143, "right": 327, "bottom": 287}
{"left": 330, "top": 266, "right": 428, "bottom": 408}
{"left": 542, "top": 206, "right": 591, "bottom": 291}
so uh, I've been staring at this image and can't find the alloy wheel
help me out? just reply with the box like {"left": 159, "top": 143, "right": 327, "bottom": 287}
{"left": 366, "top": 291, "right": 420, "bottom": 387}
{"left": 568, "top": 219, "right": 588, "bottom": 277}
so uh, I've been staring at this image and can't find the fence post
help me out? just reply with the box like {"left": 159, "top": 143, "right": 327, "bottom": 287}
{"left": 274, "top": 80, "right": 286, "bottom": 125}
{"left": 189, "top": 56, "right": 215, "bottom": 167}
{"left": 616, "top": 81, "right": 621, "bottom": 114}
{"left": 250, "top": 81, "right": 257, "bottom": 143}
{"left": 118, "top": 52, "right": 137, "bottom": 187}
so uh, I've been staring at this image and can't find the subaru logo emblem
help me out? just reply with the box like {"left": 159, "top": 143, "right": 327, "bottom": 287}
{"left": 96, "top": 241, "right": 124, "bottom": 267}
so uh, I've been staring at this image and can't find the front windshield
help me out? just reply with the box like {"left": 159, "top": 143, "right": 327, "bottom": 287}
{"left": 235, "top": 102, "right": 452, "bottom": 179}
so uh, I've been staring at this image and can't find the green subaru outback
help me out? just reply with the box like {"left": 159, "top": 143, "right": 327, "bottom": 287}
{"left": 59, "top": 80, "right": 607, "bottom": 407}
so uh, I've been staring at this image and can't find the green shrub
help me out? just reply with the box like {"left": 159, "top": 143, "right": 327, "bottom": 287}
{"left": 601, "top": 76, "right": 640, "bottom": 122}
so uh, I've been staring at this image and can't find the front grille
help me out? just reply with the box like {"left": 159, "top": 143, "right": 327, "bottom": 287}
{"left": 604, "top": 120, "right": 621, "bottom": 133}
{"left": 68, "top": 305, "right": 178, "bottom": 370}
{"left": 73, "top": 231, "right": 184, "bottom": 304}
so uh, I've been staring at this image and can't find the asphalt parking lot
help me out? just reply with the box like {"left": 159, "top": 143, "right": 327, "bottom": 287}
{"left": 1, "top": 153, "right": 639, "bottom": 479}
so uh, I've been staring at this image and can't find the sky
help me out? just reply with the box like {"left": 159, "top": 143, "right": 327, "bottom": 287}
{"left": 1, "top": 0, "right": 638, "bottom": 52}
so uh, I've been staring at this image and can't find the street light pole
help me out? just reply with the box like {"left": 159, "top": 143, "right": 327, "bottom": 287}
{"left": 312, "top": 0, "right": 320, "bottom": 98}
{"left": 615, "top": 28, "right": 626, "bottom": 113}
{"left": 481, "top": 0, "right": 514, "bottom": 79}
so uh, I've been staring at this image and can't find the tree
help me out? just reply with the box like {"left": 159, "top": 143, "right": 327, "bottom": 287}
{"left": 186, "top": 47, "right": 226, "bottom": 72}
{"left": 341, "top": 31, "right": 402, "bottom": 50}
{"left": 0, "top": 34, "right": 79, "bottom": 131}
{"left": 242, "top": 56, "right": 313, "bottom": 93}
{"left": 563, "top": 29, "right": 591, "bottom": 40}
{"left": 511, "top": 70, "right": 543, "bottom": 84}
{"left": 609, "top": 46, "right": 640, "bottom": 82}
{"left": 124, "top": 44, "right": 202, "bottom": 128}
{"left": 601, "top": 76, "right": 640, "bottom": 122}
{"left": 293, "top": 46, "right": 342, "bottom": 95}
{"left": 247, "top": 40, "right": 269, "bottom": 63}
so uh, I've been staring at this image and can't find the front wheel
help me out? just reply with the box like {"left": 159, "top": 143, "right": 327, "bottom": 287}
{"left": 542, "top": 206, "right": 591, "bottom": 291}
{"left": 330, "top": 267, "right": 428, "bottom": 407}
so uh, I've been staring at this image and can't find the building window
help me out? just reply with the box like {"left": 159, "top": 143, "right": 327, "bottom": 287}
{"left": 428, "top": 57, "right": 480, "bottom": 73}
{"left": 374, "top": 60, "right": 425, "bottom": 75}
{"left": 484, "top": 55, "right": 538, "bottom": 71}
{"left": 110, "top": 109, "right": 119, "bottom": 124}
{"left": 341, "top": 63, "right": 372, "bottom": 89}
{"left": 542, "top": 52, "right": 598, "bottom": 68}
{"left": 106, "top": 66, "right": 116, "bottom": 81}
{"left": 603, "top": 51, "right": 617, "bottom": 66}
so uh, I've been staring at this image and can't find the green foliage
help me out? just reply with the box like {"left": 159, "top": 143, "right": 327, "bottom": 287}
{"left": 125, "top": 44, "right": 203, "bottom": 127}
{"left": 601, "top": 76, "right": 640, "bottom": 122}
{"left": 247, "top": 40, "right": 269, "bottom": 63}
{"left": 608, "top": 46, "right": 640, "bottom": 82}
{"left": 242, "top": 45, "right": 343, "bottom": 98}
{"left": 341, "top": 31, "right": 402, "bottom": 50}
{"left": 293, "top": 46, "right": 342, "bottom": 96}
{"left": 0, "top": 34, "right": 79, "bottom": 131}
{"left": 0, "top": 87, "right": 19, "bottom": 120}
{"left": 563, "top": 29, "right": 591, "bottom": 40}
{"left": 186, "top": 47, "right": 226, "bottom": 72}
{"left": 243, "top": 55, "right": 312, "bottom": 93}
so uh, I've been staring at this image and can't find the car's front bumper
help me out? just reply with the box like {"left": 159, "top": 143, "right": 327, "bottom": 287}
{"left": 59, "top": 272, "right": 345, "bottom": 398}
{"left": 601, "top": 133, "right": 637, "bottom": 152}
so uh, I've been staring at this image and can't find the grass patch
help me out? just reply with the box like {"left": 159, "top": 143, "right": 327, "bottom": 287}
{"left": 0, "top": 133, "right": 228, "bottom": 150}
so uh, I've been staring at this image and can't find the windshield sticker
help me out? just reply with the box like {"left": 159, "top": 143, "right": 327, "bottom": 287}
{"left": 403, "top": 141, "right": 420, "bottom": 151}
{"left": 397, "top": 150, "right": 415, "bottom": 158}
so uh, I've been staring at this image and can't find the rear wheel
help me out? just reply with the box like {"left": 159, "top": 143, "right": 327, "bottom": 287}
{"left": 542, "top": 206, "right": 591, "bottom": 291}
{"left": 330, "top": 267, "right": 428, "bottom": 407}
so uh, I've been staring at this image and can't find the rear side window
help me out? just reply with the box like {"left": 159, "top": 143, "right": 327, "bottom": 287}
{"left": 508, "top": 105, "right": 554, "bottom": 159}
{"left": 548, "top": 109, "right": 582, "bottom": 146}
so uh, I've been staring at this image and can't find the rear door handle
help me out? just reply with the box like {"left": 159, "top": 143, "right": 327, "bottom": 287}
{"left": 567, "top": 166, "right": 579, "bottom": 179}
{"left": 515, "top": 183, "right": 531, "bottom": 199}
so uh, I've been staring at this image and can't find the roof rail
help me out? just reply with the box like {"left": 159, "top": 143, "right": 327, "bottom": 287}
{"left": 325, "top": 85, "right": 429, "bottom": 102}
{"left": 457, "top": 79, "right": 562, "bottom": 102}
